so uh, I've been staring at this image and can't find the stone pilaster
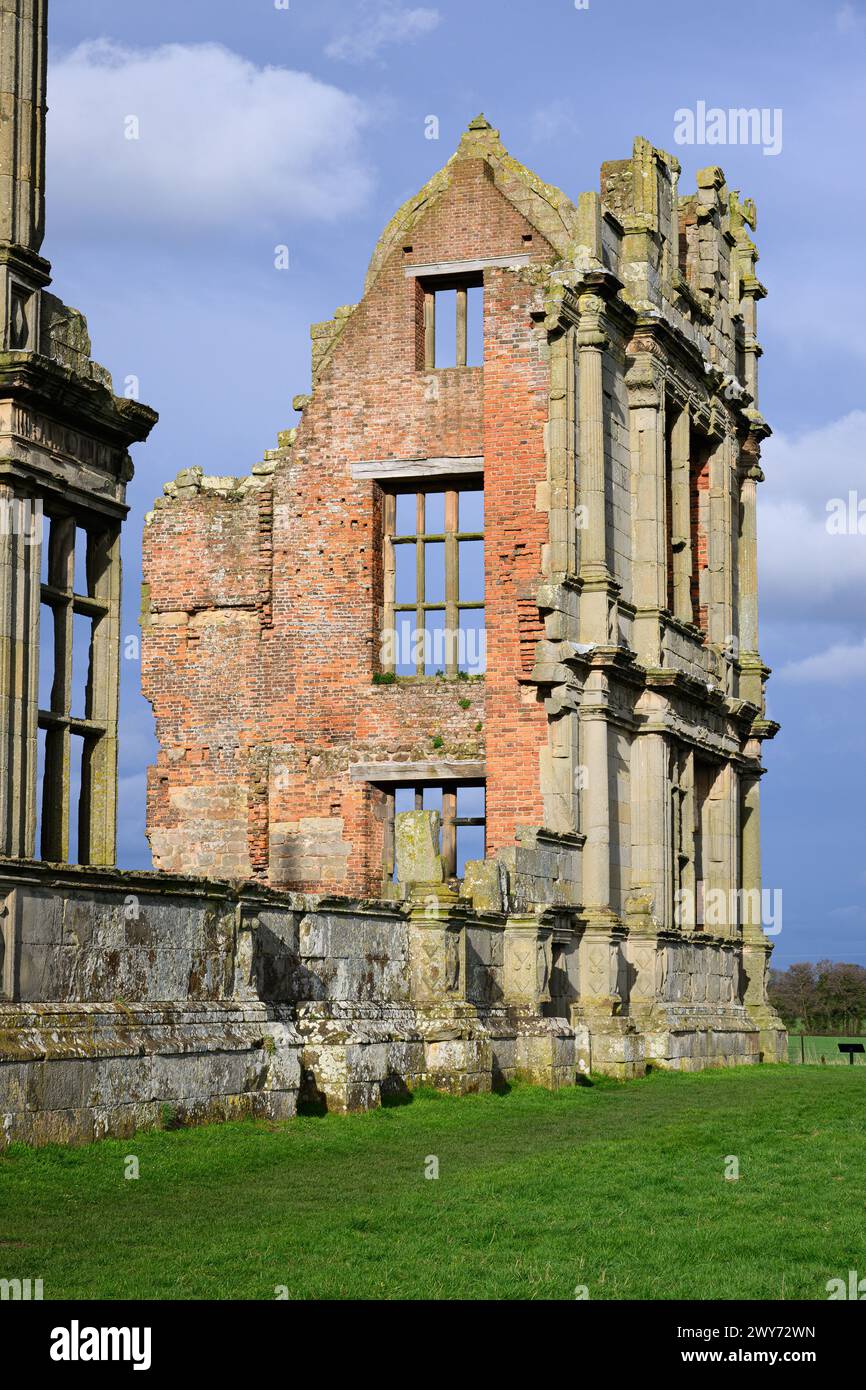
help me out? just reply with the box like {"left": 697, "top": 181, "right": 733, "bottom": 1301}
{"left": 729, "top": 191, "right": 766, "bottom": 412}
{"left": 706, "top": 432, "right": 735, "bottom": 653}
{"left": 546, "top": 326, "right": 576, "bottom": 578}
{"left": 0, "top": 484, "right": 39, "bottom": 856}
{"left": 626, "top": 341, "right": 667, "bottom": 666}
{"left": 738, "top": 447, "right": 763, "bottom": 708}
{"left": 0, "top": 0, "right": 46, "bottom": 251}
{"left": 631, "top": 718, "right": 672, "bottom": 931}
{"left": 740, "top": 763, "right": 786, "bottom": 1060}
{"left": 0, "top": 0, "right": 50, "bottom": 353}
{"left": 578, "top": 668, "right": 613, "bottom": 920}
{"left": 503, "top": 915, "right": 552, "bottom": 1008}
{"left": 576, "top": 291, "right": 614, "bottom": 645}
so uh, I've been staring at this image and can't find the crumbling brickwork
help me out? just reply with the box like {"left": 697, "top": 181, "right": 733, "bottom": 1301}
{"left": 143, "top": 127, "right": 560, "bottom": 893}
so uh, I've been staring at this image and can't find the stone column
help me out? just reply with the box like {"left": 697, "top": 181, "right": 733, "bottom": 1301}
{"left": 706, "top": 433, "right": 735, "bottom": 652}
{"left": 0, "top": 0, "right": 47, "bottom": 251}
{"left": 0, "top": 0, "right": 50, "bottom": 354}
{"left": 738, "top": 449, "right": 763, "bottom": 707}
{"left": 579, "top": 669, "right": 611, "bottom": 917}
{"left": 740, "top": 762, "right": 786, "bottom": 1060}
{"left": 546, "top": 327, "right": 576, "bottom": 578}
{"left": 573, "top": 669, "right": 640, "bottom": 1073}
{"left": 577, "top": 293, "right": 612, "bottom": 644}
{"left": 626, "top": 346, "right": 666, "bottom": 666}
{"left": 630, "top": 702, "right": 672, "bottom": 931}
{"left": 0, "top": 485, "right": 40, "bottom": 856}
{"left": 703, "top": 763, "right": 737, "bottom": 938}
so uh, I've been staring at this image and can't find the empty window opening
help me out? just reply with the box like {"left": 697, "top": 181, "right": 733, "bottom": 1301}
{"left": 37, "top": 513, "right": 114, "bottom": 864}
{"left": 67, "top": 733, "right": 85, "bottom": 867}
{"left": 423, "top": 275, "right": 483, "bottom": 370}
{"left": 71, "top": 612, "right": 95, "bottom": 720}
{"left": 383, "top": 781, "right": 486, "bottom": 881}
{"left": 39, "top": 512, "right": 52, "bottom": 586}
{"left": 664, "top": 405, "right": 712, "bottom": 632}
{"left": 38, "top": 603, "right": 55, "bottom": 712}
{"left": 73, "top": 526, "right": 91, "bottom": 596}
{"left": 383, "top": 483, "right": 485, "bottom": 677}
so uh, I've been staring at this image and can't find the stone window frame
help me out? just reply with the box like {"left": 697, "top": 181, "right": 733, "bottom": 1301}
{"left": 381, "top": 478, "right": 484, "bottom": 678}
{"left": 37, "top": 508, "right": 119, "bottom": 864}
{"left": 382, "top": 779, "right": 486, "bottom": 880}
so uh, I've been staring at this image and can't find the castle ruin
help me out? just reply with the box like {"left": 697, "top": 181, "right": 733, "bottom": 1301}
{"left": 0, "top": 0, "right": 785, "bottom": 1149}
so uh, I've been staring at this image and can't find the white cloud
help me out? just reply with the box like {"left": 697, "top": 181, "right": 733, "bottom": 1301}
{"left": 47, "top": 41, "right": 374, "bottom": 236}
{"left": 776, "top": 636, "right": 866, "bottom": 684}
{"left": 759, "top": 411, "right": 866, "bottom": 626}
{"left": 325, "top": 3, "right": 440, "bottom": 64}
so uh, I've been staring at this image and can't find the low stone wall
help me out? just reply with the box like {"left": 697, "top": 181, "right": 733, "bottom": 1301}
{"left": 0, "top": 1000, "right": 301, "bottom": 1146}
{"left": 0, "top": 855, "right": 785, "bottom": 1148}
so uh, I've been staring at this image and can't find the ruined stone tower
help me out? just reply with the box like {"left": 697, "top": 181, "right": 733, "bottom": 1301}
{"left": 0, "top": 0, "right": 156, "bottom": 865}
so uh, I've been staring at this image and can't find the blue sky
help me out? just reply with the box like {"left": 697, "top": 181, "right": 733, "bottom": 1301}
{"left": 42, "top": 0, "right": 866, "bottom": 966}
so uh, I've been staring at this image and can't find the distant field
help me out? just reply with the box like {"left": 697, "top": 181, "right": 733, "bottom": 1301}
{"left": 788, "top": 1035, "right": 866, "bottom": 1065}
{"left": 1, "top": 1066, "right": 864, "bottom": 1301}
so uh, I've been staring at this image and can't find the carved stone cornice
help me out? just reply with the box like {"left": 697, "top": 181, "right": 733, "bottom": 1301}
{"left": 0, "top": 351, "right": 158, "bottom": 450}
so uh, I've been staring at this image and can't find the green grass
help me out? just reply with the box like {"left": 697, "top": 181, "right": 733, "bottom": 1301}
{"left": 788, "top": 1034, "right": 866, "bottom": 1065}
{"left": 1, "top": 1066, "right": 864, "bottom": 1300}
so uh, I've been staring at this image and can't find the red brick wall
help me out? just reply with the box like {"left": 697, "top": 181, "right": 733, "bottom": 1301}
{"left": 142, "top": 156, "right": 555, "bottom": 893}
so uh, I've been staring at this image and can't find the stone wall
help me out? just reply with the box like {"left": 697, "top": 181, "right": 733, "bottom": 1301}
{"left": 0, "top": 844, "right": 784, "bottom": 1147}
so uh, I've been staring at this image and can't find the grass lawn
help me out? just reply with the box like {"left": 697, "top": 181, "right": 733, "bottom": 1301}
{"left": 788, "top": 1035, "right": 866, "bottom": 1065}
{"left": 1, "top": 1066, "right": 863, "bottom": 1301}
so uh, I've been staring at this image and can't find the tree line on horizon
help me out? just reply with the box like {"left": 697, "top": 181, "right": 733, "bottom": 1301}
{"left": 768, "top": 961, "right": 866, "bottom": 1035}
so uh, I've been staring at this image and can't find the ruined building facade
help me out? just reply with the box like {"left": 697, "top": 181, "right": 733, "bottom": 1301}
{"left": 1, "top": 0, "right": 784, "bottom": 1150}
{"left": 142, "top": 117, "right": 784, "bottom": 1072}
